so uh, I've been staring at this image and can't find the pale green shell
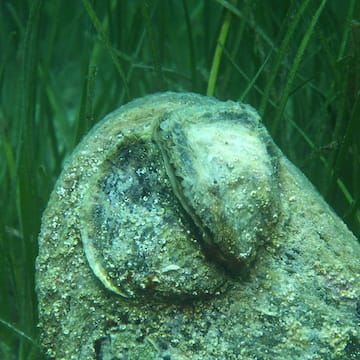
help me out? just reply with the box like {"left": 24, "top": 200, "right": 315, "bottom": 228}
{"left": 79, "top": 93, "right": 280, "bottom": 298}
{"left": 153, "top": 103, "right": 280, "bottom": 271}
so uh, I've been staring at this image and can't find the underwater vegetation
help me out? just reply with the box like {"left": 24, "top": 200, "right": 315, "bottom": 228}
{"left": 0, "top": 0, "right": 359, "bottom": 359}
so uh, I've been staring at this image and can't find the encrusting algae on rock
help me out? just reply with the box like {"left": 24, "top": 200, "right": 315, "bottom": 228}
{"left": 36, "top": 92, "right": 360, "bottom": 359}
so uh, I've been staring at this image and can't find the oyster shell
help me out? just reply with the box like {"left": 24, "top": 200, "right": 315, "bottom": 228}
{"left": 153, "top": 103, "right": 280, "bottom": 271}
{"left": 78, "top": 94, "right": 280, "bottom": 298}
{"left": 79, "top": 136, "right": 227, "bottom": 299}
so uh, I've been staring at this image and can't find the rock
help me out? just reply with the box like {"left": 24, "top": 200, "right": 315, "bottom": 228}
{"left": 36, "top": 92, "right": 360, "bottom": 359}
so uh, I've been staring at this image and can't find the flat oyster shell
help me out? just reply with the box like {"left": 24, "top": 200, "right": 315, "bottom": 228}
{"left": 79, "top": 130, "right": 227, "bottom": 299}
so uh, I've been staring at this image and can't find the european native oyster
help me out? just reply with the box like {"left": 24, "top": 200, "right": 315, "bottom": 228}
{"left": 79, "top": 135, "right": 228, "bottom": 299}
{"left": 153, "top": 103, "right": 280, "bottom": 271}
{"left": 36, "top": 92, "right": 360, "bottom": 359}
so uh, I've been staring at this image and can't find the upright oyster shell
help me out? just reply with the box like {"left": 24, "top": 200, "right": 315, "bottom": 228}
{"left": 153, "top": 103, "right": 280, "bottom": 270}
{"left": 78, "top": 94, "right": 280, "bottom": 299}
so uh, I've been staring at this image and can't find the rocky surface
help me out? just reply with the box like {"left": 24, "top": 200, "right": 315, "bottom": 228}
{"left": 36, "top": 92, "right": 360, "bottom": 359}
